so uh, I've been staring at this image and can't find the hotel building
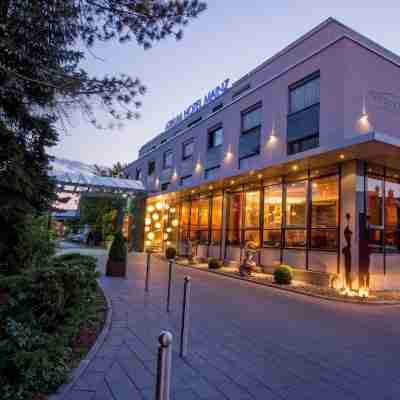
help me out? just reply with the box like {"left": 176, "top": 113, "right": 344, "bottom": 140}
{"left": 125, "top": 18, "right": 400, "bottom": 291}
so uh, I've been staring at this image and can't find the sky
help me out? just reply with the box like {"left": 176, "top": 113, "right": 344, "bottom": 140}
{"left": 52, "top": 0, "right": 400, "bottom": 167}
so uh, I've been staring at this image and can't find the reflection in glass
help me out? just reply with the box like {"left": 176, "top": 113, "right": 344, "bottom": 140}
{"left": 264, "top": 185, "right": 282, "bottom": 227}
{"left": 245, "top": 191, "right": 260, "bottom": 229}
{"left": 211, "top": 195, "right": 223, "bottom": 245}
{"left": 286, "top": 181, "right": 307, "bottom": 226}
{"left": 227, "top": 193, "right": 242, "bottom": 245}
{"left": 385, "top": 179, "right": 400, "bottom": 252}
{"left": 367, "top": 177, "right": 383, "bottom": 227}
{"left": 263, "top": 230, "right": 281, "bottom": 248}
{"left": 285, "top": 229, "right": 306, "bottom": 248}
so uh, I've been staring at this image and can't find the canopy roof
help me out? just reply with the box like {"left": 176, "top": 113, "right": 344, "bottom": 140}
{"left": 49, "top": 158, "right": 145, "bottom": 194}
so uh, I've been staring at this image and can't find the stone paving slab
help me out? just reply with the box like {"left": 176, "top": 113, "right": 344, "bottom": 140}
{"left": 57, "top": 250, "right": 400, "bottom": 400}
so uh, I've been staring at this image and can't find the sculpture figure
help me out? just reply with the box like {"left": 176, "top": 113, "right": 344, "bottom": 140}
{"left": 239, "top": 242, "right": 258, "bottom": 277}
{"left": 342, "top": 213, "right": 352, "bottom": 289}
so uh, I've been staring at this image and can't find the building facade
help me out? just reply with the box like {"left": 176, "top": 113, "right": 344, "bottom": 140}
{"left": 126, "top": 18, "right": 400, "bottom": 291}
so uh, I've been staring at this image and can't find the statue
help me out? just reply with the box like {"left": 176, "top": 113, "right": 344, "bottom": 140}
{"left": 342, "top": 213, "right": 352, "bottom": 289}
{"left": 239, "top": 242, "right": 259, "bottom": 277}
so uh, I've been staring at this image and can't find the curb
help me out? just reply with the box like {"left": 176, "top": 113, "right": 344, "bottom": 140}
{"left": 170, "top": 259, "right": 400, "bottom": 306}
{"left": 49, "top": 282, "right": 113, "bottom": 400}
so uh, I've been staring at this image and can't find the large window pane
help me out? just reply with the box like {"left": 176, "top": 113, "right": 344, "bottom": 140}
{"left": 385, "top": 179, "right": 400, "bottom": 252}
{"left": 263, "top": 230, "right": 281, "bottom": 248}
{"left": 242, "top": 106, "right": 261, "bottom": 132}
{"left": 367, "top": 176, "right": 384, "bottom": 227}
{"left": 227, "top": 192, "right": 242, "bottom": 245}
{"left": 311, "top": 229, "right": 337, "bottom": 250}
{"left": 244, "top": 191, "right": 260, "bottom": 229}
{"left": 211, "top": 195, "right": 223, "bottom": 245}
{"left": 264, "top": 185, "right": 282, "bottom": 228}
{"left": 290, "top": 75, "right": 320, "bottom": 114}
{"left": 311, "top": 176, "right": 338, "bottom": 227}
{"left": 285, "top": 230, "right": 306, "bottom": 248}
{"left": 286, "top": 181, "right": 307, "bottom": 226}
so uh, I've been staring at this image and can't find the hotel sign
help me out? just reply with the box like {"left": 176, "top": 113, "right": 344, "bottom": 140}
{"left": 165, "top": 79, "right": 230, "bottom": 130}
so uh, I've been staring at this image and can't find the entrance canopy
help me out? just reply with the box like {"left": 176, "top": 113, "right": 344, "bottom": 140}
{"left": 49, "top": 158, "right": 145, "bottom": 195}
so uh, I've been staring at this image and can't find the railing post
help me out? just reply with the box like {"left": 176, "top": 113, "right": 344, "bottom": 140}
{"left": 180, "top": 276, "right": 191, "bottom": 358}
{"left": 166, "top": 260, "right": 173, "bottom": 313}
{"left": 145, "top": 252, "right": 151, "bottom": 292}
{"left": 155, "top": 331, "right": 173, "bottom": 400}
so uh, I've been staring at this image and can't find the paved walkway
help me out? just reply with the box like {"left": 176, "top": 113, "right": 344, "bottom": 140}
{"left": 63, "top": 251, "right": 400, "bottom": 400}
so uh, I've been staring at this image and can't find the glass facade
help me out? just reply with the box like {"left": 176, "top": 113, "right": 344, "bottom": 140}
{"left": 366, "top": 166, "right": 400, "bottom": 253}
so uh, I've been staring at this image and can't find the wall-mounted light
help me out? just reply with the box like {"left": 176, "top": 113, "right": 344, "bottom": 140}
{"left": 225, "top": 144, "right": 233, "bottom": 162}
{"left": 339, "top": 154, "right": 345, "bottom": 160}
{"left": 292, "top": 165, "right": 298, "bottom": 171}
{"left": 195, "top": 159, "right": 202, "bottom": 173}
{"left": 172, "top": 169, "right": 178, "bottom": 180}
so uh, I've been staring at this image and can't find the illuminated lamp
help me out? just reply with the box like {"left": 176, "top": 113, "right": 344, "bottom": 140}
{"left": 145, "top": 218, "right": 151, "bottom": 226}
{"left": 155, "top": 222, "right": 161, "bottom": 229}
{"left": 172, "top": 219, "right": 179, "bottom": 227}
{"left": 147, "top": 205, "right": 155, "bottom": 213}
{"left": 145, "top": 226, "right": 150, "bottom": 232}
{"left": 170, "top": 208, "right": 176, "bottom": 213}
{"left": 145, "top": 240, "right": 151, "bottom": 246}
{"left": 152, "top": 213, "right": 159, "bottom": 221}
{"left": 163, "top": 233, "right": 169, "bottom": 240}
{"left": 148, "top": 232, "right": 155, "bottom": 240}
{"left": 156, "top": 202, "right": 163, "bottom": 210}
{"left": 166, "top": 241, "right": 172, "bottom": 246}
{"left": 166, "top": 227, "right": 172, "bottom": 233}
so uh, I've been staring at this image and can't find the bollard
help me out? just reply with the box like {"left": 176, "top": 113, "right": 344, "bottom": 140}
{"left": 145, "top": 252, "right": 151, "bottom": 292}
{"left": 166, "top": 260, "right": 173, "bottom": 313}
{"left": 180, "top": 276, "right": 191, "bottom": 358}
{"left": 155, "top": 331, "right": 173, "bottom": 400}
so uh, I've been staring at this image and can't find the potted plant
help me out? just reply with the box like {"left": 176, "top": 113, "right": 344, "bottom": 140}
{"left": 106, "top": 231, "right": 127, "bottom": 277}
{"left": 165, "top": 246, "right": 177, "bottom": 260}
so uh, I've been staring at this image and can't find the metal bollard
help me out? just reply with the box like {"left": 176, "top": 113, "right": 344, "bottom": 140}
{"left": 155, "top": 331, "right": 173, "bottom": 400}
{"left": 145, "top": 252, "right": 151, "bottom": 292}
{"left": 166, "top": 260, "right": 173, "bottom": 313}
{"left": 180, "top": 276, "right": 191, "bottom": 358}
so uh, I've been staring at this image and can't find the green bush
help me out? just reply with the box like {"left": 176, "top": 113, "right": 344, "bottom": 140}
{"left": 108, "top": 232, "right": 127, "bottom": 262}
{"left": 0, "top": 256, "right": 100, "bottom": 399}
{"left": 208, "top": 257, "right": 222, "bottom": 270}
{"left": 165, "top": 247, "right": 177, "bottom": 260}
{"left": 274, "top": 265, "right": 293, "bottom": 285}
{"left": 54, "top": 253, "right": 97, "bottom": 268}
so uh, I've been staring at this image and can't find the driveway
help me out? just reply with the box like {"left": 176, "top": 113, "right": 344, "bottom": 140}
{"left": 62, "top": 251, "right": 400, "bottom": 400}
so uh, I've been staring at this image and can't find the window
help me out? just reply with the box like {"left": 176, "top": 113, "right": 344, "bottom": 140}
{"left": 163, "top": 150, "right": 173, "bottom": 169}
{"left": 135, "top": 168, "right": 142, "bottom": 181}
{"left": 180, "top": 175, "right": 193, "bottom": 186}
{"left": 289, "top": 74, "right": 320, "bottom": 113}
{"left": 211, "top": 195, "right": 223, "bottom": 244}
{"left": 148, "top": 160, "right": 156, "bottom": 176}
{"left": 239, "top": 104, "right": 262, "bottom": 160}
{"left": 204, "top": 166, "right": 220, "bottom": 180}
{"left": 161, "top": 182, "right": 170, "bottom": 191}
{"left": 182, "top": 139, "right": 194, "bottom": 160}
{"left": 311, "top": 175, "right": 339, "bottom": 250}
{"left": 190, "top": 198, "right": 209, "bottom": 244}
{"left": 263, "top": 185, "right": 282, "bottom": 248}
{"left": 227, "top": 192, "right": 242, "bottom": 245}
{"left": 179, "top": 201, "right": 190, "bottom": 241}
{"left": 232, "top": 83, "right": 251, "bottom": 99}
{"left": 367, "top": 168, "right": 384, "bottom": 252}
{"left": 208, "top": 126, "right": 223, "bottom": 149}
{"left": 244, "top": 191, "right": 261, "bottom": 247}
{"left": 285, "top": 181, "right": 307, "bottom": 248}
{"left": 385, "top": 173, "right": 400, "bottom": 252}
{"left": 287, "top": 73, "right": 320, "bottom": 155}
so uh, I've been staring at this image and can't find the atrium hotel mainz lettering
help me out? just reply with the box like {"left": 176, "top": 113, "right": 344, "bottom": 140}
{"left": 165, "top": 79, "right": 230, "bottom": 130}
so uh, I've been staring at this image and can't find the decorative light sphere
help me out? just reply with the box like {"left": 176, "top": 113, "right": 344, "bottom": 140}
{"left": 166, "top": 227, "right": 172, "bottom": 233}
{"left": 172, "top": 219, "right": 179, "bottom": 227}
{"left": 145, "top": 240, "right": 151, "bottom": 246}
{"left": 148, "top": 232, "right": 155, "bottom": 240}
{"left": 163, "top": 215, "right": 168, "bottom": 220}
{"left": 147, "top": 205, "right": 155, "bottom": 213}
{"left": 156, "top": 202, "right": 163, "bottom": 210}
{"left": 145, "top": 226, "right": 150, "bottom": 232}
{"left": 145, "top": 218, "right": 151, "bottom": 226}
{"left": 155, "top": 222, "right": 161, "bottom": 229}
{"left": 152, "top": 213, "right": 159, "bottom": 221}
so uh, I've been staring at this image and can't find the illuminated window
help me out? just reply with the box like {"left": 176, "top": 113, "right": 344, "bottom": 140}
{"left": 211, "top": 195, "right": 223, "bottom": 244}
{"left": 285, "top": 181, "right": 307, "bottom": 248}
{"left": 227, "top": 192, "right": 242, "bottom": 246}
{"left": 311, "top": 175, "right": 338, "bottom": 250}
{"left": 244, "top": 191, "right": 260, "bottom": 247}
{"left": 385, "top": 174, "right": 400, "bottom": 252}
{"left": 189, "top": 198, "right": 209, "bottom": 244}
{"left": 179, "top": 201, "right": 190, "bottom": 241}
{"left": 263, "top": 184, "right": 282, "bottom": 248}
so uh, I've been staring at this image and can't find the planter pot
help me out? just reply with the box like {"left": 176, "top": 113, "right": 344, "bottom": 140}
{"left": 106, "top": 259, "right": 127, "bottom": 277}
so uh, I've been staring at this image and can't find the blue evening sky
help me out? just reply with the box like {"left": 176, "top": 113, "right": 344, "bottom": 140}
{"left": 52, "top": 1, "right": 400, "bottom": 166}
